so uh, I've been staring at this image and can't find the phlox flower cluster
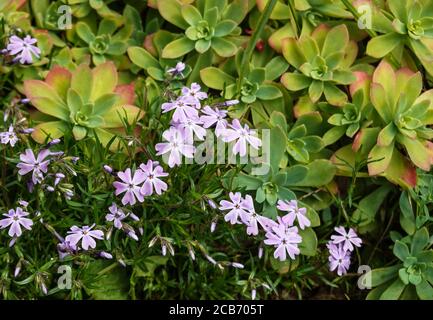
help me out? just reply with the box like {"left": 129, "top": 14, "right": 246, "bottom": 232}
{"left": 156, "top": 80, "right": 262, "bottom": 167}
{"left": 113, "top": 160, "right": 169, "bottom": 206}
{"left": 16, "top": 140, "right": 77, "bottom": 199}
{"left": 327, "top": 226, "right": 362, "bottom": 276}
{"left": 218, "top": 193, "right": 312, "bottom": 261}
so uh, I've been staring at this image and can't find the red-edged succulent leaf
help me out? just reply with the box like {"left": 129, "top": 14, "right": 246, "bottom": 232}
{"left": 350, "top": 71, "right": 371, "bottom": 102}
{"left": 31, "top": 121, "right": 68, "bottom": 144}
{"left": 399, "top": 135, "right": 432, "bottom": 171}
{"left": 91, "top": 61, "right": 118, "bottom": 101}
{"left": 24, "top": 80, "right": 69, "bottom": 120}
{"left": 45, "top": 66, "right": 72, "bottom": 101}
{"left": 282, "top": 38, "right": 307, "bottom": 69}
{"left": 352, "top": 128, "right": 380, "bottom": 153}
{"left": 368, "top": 143, "right": 394, "bottom": 175}
{"left": 372, "top": 60, "right": 397, "bottom": 111}
{"left": 114, "top": 84, "right": 135, "bottom": 105}
{"left": 383, "top": 150, "right": 417, "bottom": 188}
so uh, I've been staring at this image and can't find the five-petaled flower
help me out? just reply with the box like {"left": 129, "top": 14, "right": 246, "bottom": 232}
{"left": 139, "top": 160, "right": 169, "bottom": 196}
{"left": 219, "top": 192, "right": 251, "bottom": 225}
{"left": 105, "top": 203, "right": 126, "bottom": 229}
{"left": 222, "top": 119, "right": 262, "bottom": 157}
{"left": 181, "top": 83, "right": 207, "bottom": 109}
{"left": 65, "top": 224, "right": 104, "bottom": 250}
{"left": 113, "top": 168, "right": 146, "bottom": 205}
{"left": 7, "top": 35, "right": 41, "bottom": 64}
{"left": 155, "top": 127, "right": 195, "bottom": 168}
{"left": 264, "top": 223, "right": 302, "bottom": 261}
{"left": 331, "top": 226, "right": 362, "bottom": 252}
{"left": 167, "top": 62, "right": 185, "bottom": 76}
{"left": 17, "top": 149, "right": 50, "bottom": 184}
{"left": 161, "top": 96, "right": 198, "bottom": 123}
{"left": 277, "top": 200, "right": 311, "bottom": 230}
{"left": 200, "top": 106, "right": 228, "bottom": 137}
{"left": 0, "top": 125, "right": 18, "bottom": 147}
{"left": 327, "top": 242, "right": 351, "bottom": 276}
{"left": 0, "top": 207, "right": 33, "bottom": 237}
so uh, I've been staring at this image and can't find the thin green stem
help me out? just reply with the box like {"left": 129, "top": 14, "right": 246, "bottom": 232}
{"left": 287, "top": 0, "right": 300, "bottom": 37}
{"left": 237, "top": 0, "right": 277, "bottom": 92}
{"left": 341, "top": 0, "right": 376, "bottom": 38}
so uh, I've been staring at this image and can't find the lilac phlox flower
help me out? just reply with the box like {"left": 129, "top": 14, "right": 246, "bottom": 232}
{"left": 172, "top": 115, "right": 207, "bottom": 142}
{"left": 0, "top": 207, "right": 33, "bottom": 237}
{"left": 0, "top": 125, "right": 18, "bottom": 146}
{"left": 113, "top": 168, "right": 146, "bottom": 205}
{"left": 277, "top": 200, "right": 311, "bottom": 230}
{"left": 181, "top": 83, "right": 207, "bottom": 108}
{"left": 155, "top": 127, "right": 195, "bottom": 168}
{"left": 65, "top": 224, "right": 104, "bottom": 250}
{"left": 161, "top": 96, "right": 198, "bottom": 122}
{"left": 330, "top": 226, "right": 362, "bottom": 252}
{"left": 167, "top": 62, "right": 185, "bottom": 76}
{"left": 327, "top": 242, "right": 351, "bottom": 276}
{"left": 264, "top": 223, "right": 302, "bottom": 261}
{"left": 222, "top": 119, "right": 262, "bottom": 157}
{"left": 17, "top": 148, "right": 50, "bottom": 184}
{"left": 200, "top": 106, "right": 228, "bottom": 137}
{"left": 7, "top": 35, "right": 41, "bottom": 64}
{"left": 219, "top": 192, "right": 250, "bottom": 225}
{"left": 139, "top": 160, "right": 168, "bottom": 196}
{"left": 57, "top": 240, "right": 78, "bottom": 260}
{"left": 105, "top": 203, "right": 126, "bottom": 229}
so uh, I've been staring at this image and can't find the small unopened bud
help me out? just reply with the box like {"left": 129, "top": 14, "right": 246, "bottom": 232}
{"left": 231, "top": 262, "right": 244, "bottom": 269}
{"left": 167, "top": 244, "right": 175, "bottom": 256}
{"left": 50, "top": 151, "right": 64, "bottom": 157}
{"left": 9, "top": 237, "right": 17, "bottom": 247}
{"left": 41, "top": 282, "right": 48, "bottom": 295}
{"left": 35, "top": 211, "right": 43, "bottom": 223}
{"left": 106, "top": 227, "right": 113, "bottom": 240}
{"left": 46, "top": 186, "right": 55, "bottom": 192}
{"left": 129, "top": 213, "right": 140, "bottom": 221}
{"left": 262, "top": 283, "right": 271, "bottom": 290}
{"left": 189, "top": 248, "right": 195, "bottom": 261}
{"left": 205, "top": 255, "right": 216, "bottom": 265}
{"left": 103, "top": 165, "right": 113, "bottom": 174}
{"left": 138, "top": 227, "right": 144, "bottom": 235}
{"left": 224, "top": 99, "right": 239, "bottom": 106}
{"left": 161, "top": 244, "right": 167, "bottom": 256}
{"left": 14, "top": 262, "right": 21, "bottom": 277}
{"left": 207, "top": 199, "right": 217, "bottom": 209}
{"left": 100, "top": 251, "right": 113, "bottom": 259}
{"left": 18, "top": 200, "right": 28, "bottom": 208}
{"left": 118, "top": 259, "right": 126, "bottom": 267}
{"left": 258, "top": 246, "right": 263, "bottom": 259}
{"left": 148, "top": 236, "right": 158, "bottom": 248}
{"left": 20, "top": 98, "right": 30, "bottom": 104}
{"left": 127, "top": 231, "right": 139, "bottom": 241}
{"left": 71, "top": 157, "right": 79, "bottom": 163}
{"left": 20, "top": 128, "right": 34, "bottom": 134}
{"left": 210, "top": 221, "right": 217, "bottom": 233}
{"left": 48, "top": 139, "right": 61, "bottom": 147}
{"left": 251, "top": 289, "right": 256, "bottom": 300}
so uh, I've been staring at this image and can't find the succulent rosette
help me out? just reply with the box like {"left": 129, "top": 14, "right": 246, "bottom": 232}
{"left": 23, "top": 61, "right": 143, "bottom": 151}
